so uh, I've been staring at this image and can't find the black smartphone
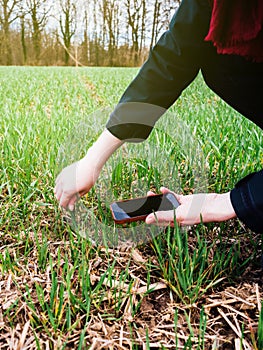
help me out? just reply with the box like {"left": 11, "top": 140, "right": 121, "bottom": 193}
{"left": 110, "top": 193, "right": 180, "bottom": 224}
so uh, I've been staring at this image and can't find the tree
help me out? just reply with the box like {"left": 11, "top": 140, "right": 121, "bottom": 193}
{"left": 82, "top": 10, "right": 89, "bottom": 65}
{"left": 125, "top": 0, "right": 146, "bottom": 65}
{"left": 100, "top": 0, "right": 120, "bottom": 66}
{"left": 160, "top": 0, "right": 181, "bottom": 31}
{"left": 0, "top": 0, "right": 180, "bottom": 66}
{"left": 149, "top": 0, "right": 161, "bottom": 50}
{"left": 18, "top": 1, "right": 28, "bottom": 65}
{"left": 59, "top": 0, "right": 76, "bottom": 66}
{"left": 0, "top": 0, "right": 19, "bottom": 65}
{"left": 26, "top": 0, "right": 49, "bottom": 64}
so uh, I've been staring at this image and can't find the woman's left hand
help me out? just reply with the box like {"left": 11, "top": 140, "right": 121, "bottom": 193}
{"left": 145, "top": 187, "right": 237, "bottom": 226}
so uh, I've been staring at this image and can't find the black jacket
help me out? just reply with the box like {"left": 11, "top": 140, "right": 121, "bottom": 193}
{"left": 106, "top": 0, "right": 263, "bottom": 233}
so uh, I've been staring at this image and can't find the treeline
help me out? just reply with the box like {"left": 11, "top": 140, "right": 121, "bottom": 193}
{"left": 0, "top": 0, "right": 180, "bottom": 67}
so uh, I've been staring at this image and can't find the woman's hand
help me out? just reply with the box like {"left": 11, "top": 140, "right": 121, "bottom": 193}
{"left": 54, "top": 129, "right": 123, "bottom": 210}
{"left": 54, "top": 154, "right": 101, "bottom": 211}
{"left": 145, "top": 187, "right": 237, "bottom": 226}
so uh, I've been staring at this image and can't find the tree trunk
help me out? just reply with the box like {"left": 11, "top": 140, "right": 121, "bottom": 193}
{"left": 59, "top": 0, "right": 76, "bottom": 66}
{"left": 20, "top": 14, "right": 27, "bottom": 64}
{"left": 0, "top": 0, "right": 20, "bottom": 65}
{"left": 27, "top": 0, "right": 49, "bottom": 64}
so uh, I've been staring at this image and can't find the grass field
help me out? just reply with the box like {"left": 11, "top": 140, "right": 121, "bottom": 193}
{"left": 0, "top": 66, "right": 263, "bottom": 349}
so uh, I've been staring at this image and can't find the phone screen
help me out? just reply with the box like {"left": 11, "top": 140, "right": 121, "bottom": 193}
{"left": 110, "top": 193, "right": 180, "bottom": 223}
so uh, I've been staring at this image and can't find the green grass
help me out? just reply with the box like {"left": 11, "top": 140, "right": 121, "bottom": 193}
{"left": 0, "top": 66, "right": 262, "bottom": 349}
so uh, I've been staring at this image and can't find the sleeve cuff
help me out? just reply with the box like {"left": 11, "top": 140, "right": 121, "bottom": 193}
{"left": 230, "top": 170, "right": 263, "bottom": 233}
{"left": 106, "top": 102, "right": 166, "bottom": 142}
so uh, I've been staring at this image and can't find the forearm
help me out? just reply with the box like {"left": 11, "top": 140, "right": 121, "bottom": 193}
{"left": 203, "top": 192, "right": 236, "bottom": 222}
{"left": 86, "top": 129, "right": 124, "bottom": 168}
{"left": 179, "top": 191, "right": 237, "bottom": 225}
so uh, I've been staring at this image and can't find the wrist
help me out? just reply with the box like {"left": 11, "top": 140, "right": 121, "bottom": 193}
{"left": 85, "top": 129, "right": 123, "bottom": 168}
{"left": 208, "top": 192, "right": 237, "bottom": 222}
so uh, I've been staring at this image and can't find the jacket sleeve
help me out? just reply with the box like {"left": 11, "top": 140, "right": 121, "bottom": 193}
{"left": 230, "top": 170, "right": 263, "bottom": 233}
{"left": 106, "top": 0, "right": 211, "bottom": 142}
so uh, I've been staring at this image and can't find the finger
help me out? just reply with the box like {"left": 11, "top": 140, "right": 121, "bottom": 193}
{"left": 59, "top": 191, "right": 74, "bottom": 209}
{"left": 79, "top": 190, "right": 87, "bottom": 196}
{"left": 55, "top": 173, "right": 62, "bottom": 185}
{"left": 145, "top": 210, "right": 175, "bottom": 226}
{"left": 173, "top": 203, "right": 200, "bottom": 226}
{"left": 67, "top": 194, "right": 78, "bottom": 211}
{"left": 54, "top": 182, "right": 60, "bottom": 195}
{"left": 160, "top": 186, "right": 171, "bottom": 193}
{"left": 160, "top": 186, "right": 182, "bottom": 203}
{"left": 54, "top": 186, "right": 62, "bottom": 201}
{"left": 147, "top": 191, "right": 156, "bottom": 196}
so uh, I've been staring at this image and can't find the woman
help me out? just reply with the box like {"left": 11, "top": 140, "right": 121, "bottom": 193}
{"left": 54, "top": 0, "right": 263, "bottom": 232}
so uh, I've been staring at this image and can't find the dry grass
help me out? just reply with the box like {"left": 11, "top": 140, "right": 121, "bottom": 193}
{"left": 0, "top": 214, "right": 262, "bottom": 349}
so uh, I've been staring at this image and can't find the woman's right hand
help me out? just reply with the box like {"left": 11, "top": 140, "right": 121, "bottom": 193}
{"left": 145, "top": 187, "right": 236, "bottom": 226}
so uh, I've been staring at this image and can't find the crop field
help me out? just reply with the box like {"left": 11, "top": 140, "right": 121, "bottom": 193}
{"left": 0, "top": 66, "right": 263, "bottom": 349}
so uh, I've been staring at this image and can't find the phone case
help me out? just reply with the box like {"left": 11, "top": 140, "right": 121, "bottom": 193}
{"left": 110, "top": 193, "right": 180, "bottom": 224}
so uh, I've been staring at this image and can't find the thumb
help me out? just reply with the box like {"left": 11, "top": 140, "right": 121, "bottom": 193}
{"left": 160, "top": 186, "right": 182, "bottom": 203}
